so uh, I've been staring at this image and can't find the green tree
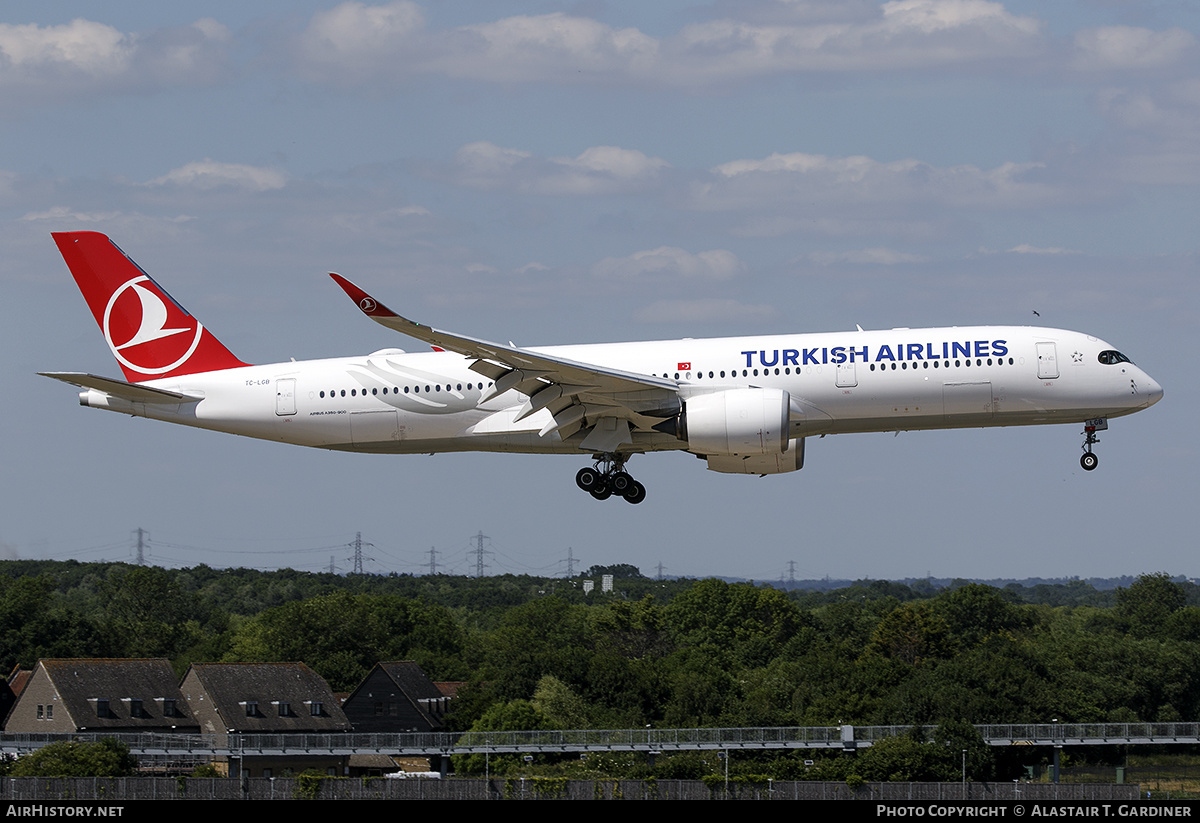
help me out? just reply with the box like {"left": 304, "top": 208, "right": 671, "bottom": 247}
{"left": 584, "top": 564, "right": 644, "bottom": 580}
{"left": 933, "top": 718, "right": 995, "bottom": 781}
{"left": 10, "top": 739, "right": 137, "bottom": 777}
{"left": 469, "top": 597, "right": 590, "bottom": 704}
{"left": 531, "top": 675, "right": 592, "bottom": 729}
{"left": 856, "top": 728, "right": 954, "bottom": 782}
{"left": 225, "top": 591, "right": 466, "bottom": 689}
{"left": 665, "top": 579, "right": 805, "bottom": 667}
{"left": 866, "top": 602, "right": 954, "bottom": 664}
{"left": 932, "top": 583, "right": 1029, "bottom": 648}
{"left": 0, "top": 575, "right": 106, "bottom": 671}
{"left": 100, "top": 566, "right": 214, "bottom": 660}
{"left": 453, "top": 699, "right": 553, "bottom": 775}
{"left": 1116, "top": 573, "right": 1186, "bottom": 637}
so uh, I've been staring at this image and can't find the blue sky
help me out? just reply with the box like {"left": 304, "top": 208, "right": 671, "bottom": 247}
{"left": 2, "top": 1, "right": 1195, "bottom": 580}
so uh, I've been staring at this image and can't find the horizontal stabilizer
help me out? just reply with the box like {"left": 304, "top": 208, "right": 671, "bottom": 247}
{"left": 39, "top": 372, "right": 201, "bottom": 404}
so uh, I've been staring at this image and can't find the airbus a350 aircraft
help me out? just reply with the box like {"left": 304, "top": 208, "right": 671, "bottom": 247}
{"left": 43, "top": 232, "right": 1163, "bottom": 504}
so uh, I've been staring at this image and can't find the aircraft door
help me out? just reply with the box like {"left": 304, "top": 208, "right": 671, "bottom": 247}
{"left": 836, "top": 362, "right": 857, "bottom": 388}
{"left": 275, "top": 378, "right": 296, "bottom": 416}
{"left": 1036, "top": 342, "right": 1059, "bottom": 379}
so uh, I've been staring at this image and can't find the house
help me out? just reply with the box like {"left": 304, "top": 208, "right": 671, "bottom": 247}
{"left": 3, "top": 659, "right": 197, "bottom": 735}
{"left": 179, "top": 662, "right": 350, "bottom": 778}
{"left": 341, "top": 661, "right": 448, "bottom": 734}
{"left": 6, "top": 665, "right": 32, "bottom": 699}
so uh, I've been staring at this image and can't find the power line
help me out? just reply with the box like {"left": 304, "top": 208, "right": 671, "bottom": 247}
{"left": 468, "top": 531, "right": 491, "bottom": 578}
{"left": 349, "top": 531, "right": 374, "bottom": 575}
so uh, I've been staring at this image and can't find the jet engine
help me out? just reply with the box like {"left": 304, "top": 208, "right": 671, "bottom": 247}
{"left": 656, "top": 387, "right": 790, "bottom": 455}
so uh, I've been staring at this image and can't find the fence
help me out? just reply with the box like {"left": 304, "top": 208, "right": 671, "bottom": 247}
{"left": 0, "top": 777, "right": 1146, "bottom": 801}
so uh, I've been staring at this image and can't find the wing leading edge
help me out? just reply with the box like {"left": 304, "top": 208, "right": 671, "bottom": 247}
{"left": 329, "top": 274, "right": 680, "bottom": 449}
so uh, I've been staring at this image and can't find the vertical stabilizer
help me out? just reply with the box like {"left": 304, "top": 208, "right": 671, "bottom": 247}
{"left": 53, "top": 231, "right": 248, "bottom": 382}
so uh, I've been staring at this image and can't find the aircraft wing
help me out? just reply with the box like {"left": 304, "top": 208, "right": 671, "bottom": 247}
{"left": 39, "top": 372, "right": 202, "bottom": 404}
{"left": 330, "top": 274, "right": 680, "bottom": 449}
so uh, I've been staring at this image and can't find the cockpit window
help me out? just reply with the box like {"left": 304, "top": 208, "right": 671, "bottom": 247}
{"left": 1098, "top": 350, "right": 1132, "bottom": 365}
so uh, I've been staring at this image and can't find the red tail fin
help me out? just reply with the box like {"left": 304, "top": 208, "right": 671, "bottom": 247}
{"left": 53, "top": 232, "right": 248, "bottom": 381}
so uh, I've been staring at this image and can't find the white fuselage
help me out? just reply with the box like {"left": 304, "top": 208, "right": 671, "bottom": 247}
{"left": 78, "top": 325, "right": 1163, "bottom": 457}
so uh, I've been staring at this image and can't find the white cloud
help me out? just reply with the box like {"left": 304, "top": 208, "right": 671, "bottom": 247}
{"left": 562, "top": 146, "right": 668, "bottom": 179}
{"left": 446, "top": 142, "right": 531, "bottom": 190}
{"left": 0, "top": 19, "right": 129, "bottom": 73}
{"left": 430, "top": 13, "right": 658, "bottom": 83}
{"left": 1006, "top": 244, "right": 1081, "bottom": 255}
{"left": 294, "top": 1, "right": 425, "bottom": 84}
{"left": 446, "top": 141, "right": 668, "bottom": 195}
{"left": 656, "top": 0, "right": 1044, "bottom": 83}
{"left": 1072, "top": 26, "right": 1196, "bottom": 72}
{"left": 1097, "top": 83, "right": 1200, "bottom": 135}
{"left": 291, "top": 0, "right": 1044, "bottom": 90}
{"left": 978, "top": 244, "right": 1082, "bottom": 255}
{"left": 592, "top": 247, "right": 745, "bottom": 280}
{"left": 146, "top": 160, "right": 288, "bottom": 192}
{"left": 0, "top": 18, "right": 231, "bottom": 101}
{"left": 20, "top": 206, "right": 123, "bottom": 223}
{"left": 694, "top": 151, "right": 1056, "bottom": 211}
{"left": 1093, "top": 84, "right": 1200, "bottom": 185}
{"left": 327, "top": 205, "right": 437, "bottom": 241}
{"left": 14, "top": 210, "right": 195, "bottom": 247}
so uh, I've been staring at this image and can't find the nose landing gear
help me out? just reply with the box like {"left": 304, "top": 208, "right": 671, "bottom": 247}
{"left": 575, "top": 454, "right": 646, "bottom": 504}
{"left": 1080, "top": 418, "right": 1107, "bottom": 471}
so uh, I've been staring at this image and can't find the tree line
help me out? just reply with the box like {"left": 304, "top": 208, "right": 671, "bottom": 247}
{"left": 1, "top": 560, "right": 1197, "bottom": 780}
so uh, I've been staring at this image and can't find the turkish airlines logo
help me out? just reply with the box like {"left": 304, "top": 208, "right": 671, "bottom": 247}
{"left": 103, "top": 275, "right": 204, "bottom": 375}
{"left": 359, "top": 297, "right": 377, "bottom": 313}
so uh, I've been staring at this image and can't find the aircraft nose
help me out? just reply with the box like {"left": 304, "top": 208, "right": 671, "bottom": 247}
{"left": 1142, "top": 373, "right": 1164, "bottom": 407}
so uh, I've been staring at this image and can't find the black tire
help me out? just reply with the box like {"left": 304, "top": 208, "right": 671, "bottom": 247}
{"left": 576, "top": 467, "right": 600, "bottom": 491}
{"left": 1081, "top": 453, "right": 1098, "bottom": 471}
{"left": 611, "top": 471, "right": 633, "bottom": 493}
{"left": 590, "top": 482, "right": 613, "bottom": 500}
{"left": 623, "top": 481, "right": 646, "bottom": 504}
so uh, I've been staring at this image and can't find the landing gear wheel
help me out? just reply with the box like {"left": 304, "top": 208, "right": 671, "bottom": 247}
{"left": 1079, "top": 419, "right": 1105, "bottom": 473}
{"left": 623, "top": 481, "right": 646, "bottom": 504}
{"left": 578, "top": 454, "right": 645, "bottom": 501}
{"left": 576, "top": 467, "right": 600, "bottom": 491}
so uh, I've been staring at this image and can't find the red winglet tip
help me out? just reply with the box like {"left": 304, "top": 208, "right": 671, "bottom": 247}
{"left": 329, "top": 273, "right": 398, "bottom": 318}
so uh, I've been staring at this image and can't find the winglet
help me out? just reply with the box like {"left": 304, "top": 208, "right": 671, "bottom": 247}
{"left": 329, "top": 273, "right": 400, "bottom": 319}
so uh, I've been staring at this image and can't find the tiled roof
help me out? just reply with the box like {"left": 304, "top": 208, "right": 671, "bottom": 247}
{"left": 185, "top": 662, "right": 350, "bottom": 732}
{"left": 377, "top": 662, "right": 443, "bottom": 701}
{"left": 38, "top": 658, "right": 192, "bottom": 729}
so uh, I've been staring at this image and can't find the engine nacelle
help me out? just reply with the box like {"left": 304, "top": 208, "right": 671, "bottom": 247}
{"left": 661, "top": 387, "right": 791, "bottom": 455}
{"left": 707, "top": 437, "right": 805, "bottom": 474}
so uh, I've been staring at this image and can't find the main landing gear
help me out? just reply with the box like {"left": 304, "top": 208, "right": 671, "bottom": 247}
{"left": 1080, "top": 417, "right": 1108, "bottom": 471}
{"left": 575, "top": 454, "right": 646, "bottom": 504}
